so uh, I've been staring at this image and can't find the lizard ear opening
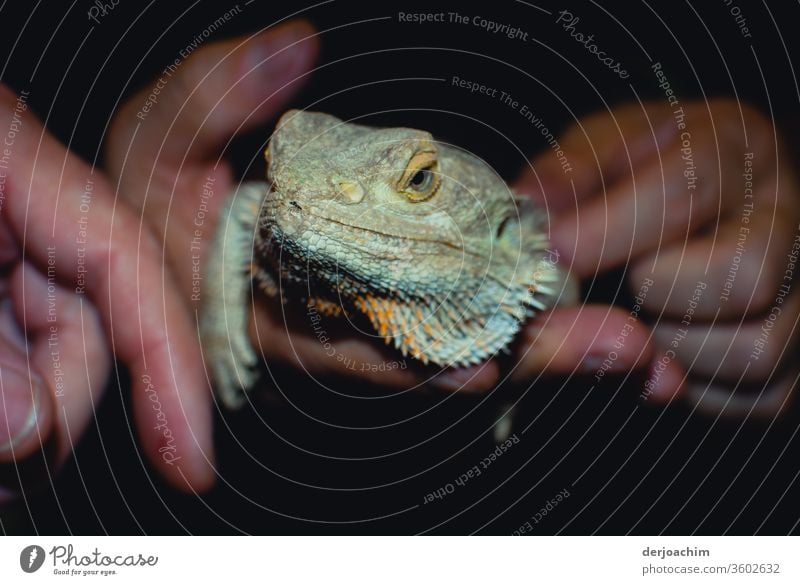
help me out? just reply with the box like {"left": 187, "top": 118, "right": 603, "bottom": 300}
{"left": 398, "top": 150, "right": 440, "bottom": 201}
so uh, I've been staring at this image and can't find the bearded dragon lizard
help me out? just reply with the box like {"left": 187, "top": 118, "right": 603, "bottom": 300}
{"left": 201, "top": 110, "right": 570, "bottom": 409}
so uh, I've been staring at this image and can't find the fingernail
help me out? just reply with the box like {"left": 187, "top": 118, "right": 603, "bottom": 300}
{"left": 642, "top": 357, "right": 683, "bottom": 402}
{"left": 251, "top": 23, "right": 314, "bottom": 77}
{"left": 430, "top": 363, "right": 497, "bottom": 393}
{"left": 580, "top": 354, "right": 606, "bottom": 374}
{"left": 430, "top": 369, "right": 469, "bottom": 392}
{"left": 581, "top": 349, "right": 625, "bottom": 376}
{"left": 0, "top": 366, "right": 42, "bottom": 456}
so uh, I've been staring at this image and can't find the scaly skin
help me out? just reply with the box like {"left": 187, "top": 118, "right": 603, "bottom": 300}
{"left": 201, "top": 110, "right": 568, "bottom": 408}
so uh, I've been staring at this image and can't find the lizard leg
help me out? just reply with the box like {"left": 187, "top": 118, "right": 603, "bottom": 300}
{"left": 200, "top": 181, "right": 267, "bottom": 409}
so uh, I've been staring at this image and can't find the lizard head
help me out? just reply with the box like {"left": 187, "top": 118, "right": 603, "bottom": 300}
{"left": 263, "top": 110, "right": 521, "bottom": 273}
{"left": 265, "top": 109, "right": 444, "bottom": 209}
{"left": 259, "top": 110, "right": 564, "bottom": 366}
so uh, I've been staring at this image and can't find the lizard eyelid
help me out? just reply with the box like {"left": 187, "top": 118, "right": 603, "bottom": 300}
{"left": 398, "top": 150, "right": 440, "bottom": 202}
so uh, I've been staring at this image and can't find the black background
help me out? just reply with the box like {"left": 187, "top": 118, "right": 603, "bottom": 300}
{"left": 1, "top": 0, "right": 799, "bottom": 534}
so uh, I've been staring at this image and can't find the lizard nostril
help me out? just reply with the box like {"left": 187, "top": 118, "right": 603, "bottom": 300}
{"left": 336, "top": 180, "right": 365, "bottom": 204}
{"left": 289, "top": 200, "right": 302, "bottom": 210}
{"left": 496, "top": 217, "right": 512, "bottom": 239}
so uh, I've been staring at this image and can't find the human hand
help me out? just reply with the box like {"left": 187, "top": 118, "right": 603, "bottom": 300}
{"left": 517, "top": 99, "right": 800, "bottom": 416}
{"left": 0, "top": 84, "right": 214, "bottom": 502}
{"left": 106, "top": 20, "right": 654, "bottom": 404}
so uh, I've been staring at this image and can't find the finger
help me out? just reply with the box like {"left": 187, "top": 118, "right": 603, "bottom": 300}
{"left": 686, "top": 365, "right": 796, "bottom": 418}
{"left": 550, "top": 131, "right": 730, "bottom": 279}
{"left": 652, "top": 287, "right": 800, "bottom": 383}
{"left": 109, "top": 20, "right": 319, "bottom": 173}
{"left": 0, "top": 298, "right": 53, "bottom": 463}
{"left": 251, "top": 295, "right": 498, "bottom": 393}
{"left": 429, "top": 361, "right": 501, "bottom": 394}
{"left": 630, "top": 180, "right": 800, "bottom": 320}
{"left": 509, "top": 304, "right": 654, "bottom": 383}
{"left": 107, "top": 20, "right": 319, "bottom": 296}
{"left": 0, "top": 86, "right": 214, "bottom": 491}
{"left": 641, "top": 348, "right": 687, "bottom": 403}
{"left": 0, "top": 218, "right": 20, "bottom": 266}
{"left": 513, "top": 102, "right": 675, "bottom": 215}
{"left": 0, "top": 291, "right": 55, "bottom": 503}
{"left": 11, "top": 261, "right": 110, "bottom": 463}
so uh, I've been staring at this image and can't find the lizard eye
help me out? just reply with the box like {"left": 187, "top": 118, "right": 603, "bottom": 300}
{"left": 409, "top": 168, "right": 431, "bottom": 189}
{"left": 399, "top": 151, "right": 440, "bottom": 201}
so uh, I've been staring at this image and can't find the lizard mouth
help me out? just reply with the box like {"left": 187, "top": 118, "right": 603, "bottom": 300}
{"left": 303, "top": 210, "right": 468, "bottom": 250}
{"left": 266, "top": 189, "right": 470, "bottom": 252}
{"left": 264, "top": 185, "right": 499, "bottom": 272}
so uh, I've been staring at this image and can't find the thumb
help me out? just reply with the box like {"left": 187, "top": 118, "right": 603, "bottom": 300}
{"left": 0, "top": 301, "right": 54, "bottom": 464}
{"left": 108, "top": 19, "right": 319, "bottom": 171}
